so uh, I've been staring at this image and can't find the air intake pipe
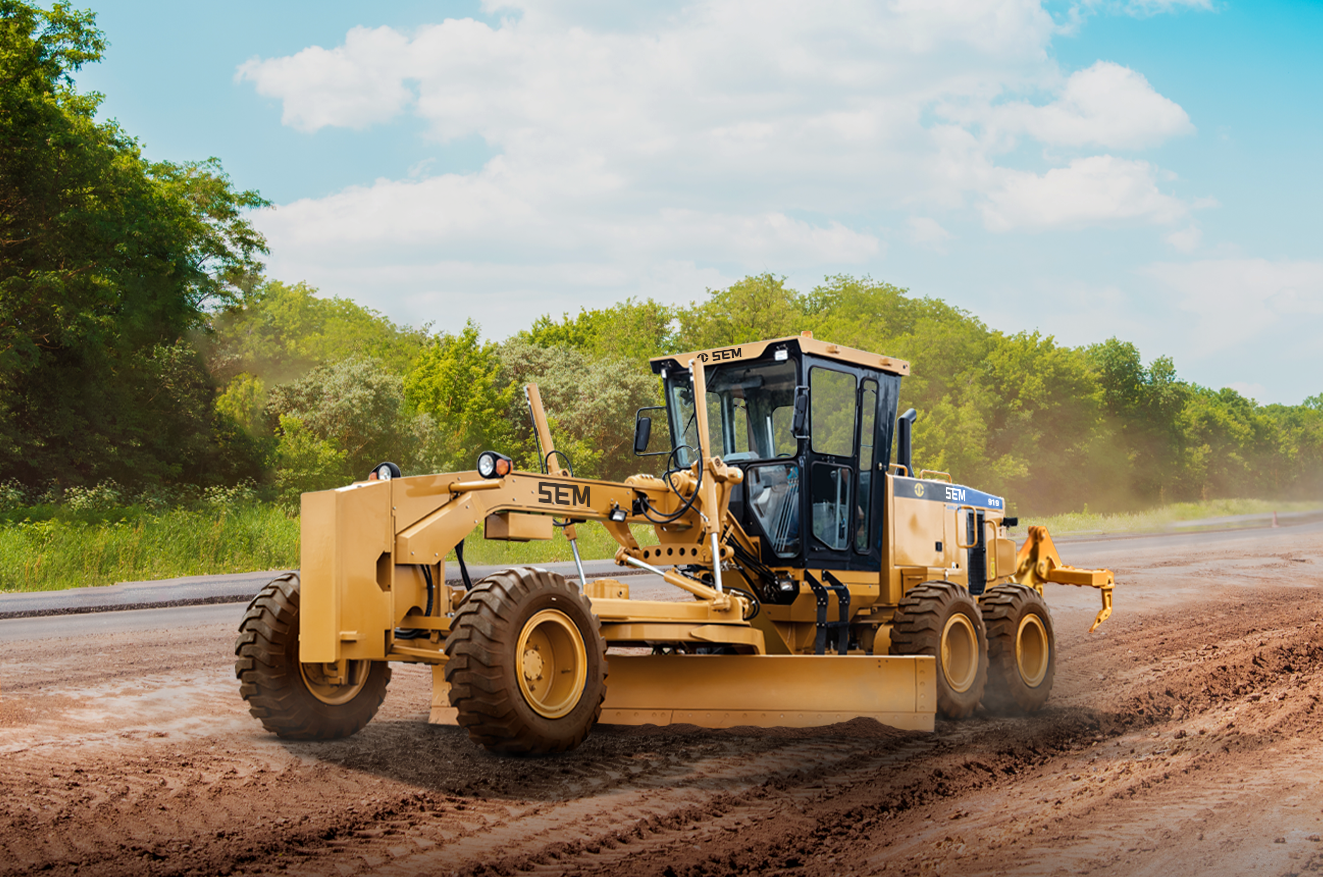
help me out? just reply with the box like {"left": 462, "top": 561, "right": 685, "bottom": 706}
{"left": 897, "top": 408, "right": 917, "bottom": 477}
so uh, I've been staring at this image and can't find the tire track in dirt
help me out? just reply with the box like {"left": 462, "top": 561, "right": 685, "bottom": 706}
{"left": 309, "top": 589, "right": 1323, "bottom": 877}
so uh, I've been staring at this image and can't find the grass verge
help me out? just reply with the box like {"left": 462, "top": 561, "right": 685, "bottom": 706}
{"left": 0, "top": 504, "right": 299, "bottom": 593}
{"left": 1021, "top": 498, "right": 1323, "bottom": 537}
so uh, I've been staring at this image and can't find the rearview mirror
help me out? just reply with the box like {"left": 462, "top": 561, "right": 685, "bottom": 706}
{"left": 634, "top": 416, "right": 652, "bottom": 454}
{"left": 791, "top": 385, "right": 809, "bottom": 439}
{"left": 633, "top": 406, "right": 668, "bottom": 456}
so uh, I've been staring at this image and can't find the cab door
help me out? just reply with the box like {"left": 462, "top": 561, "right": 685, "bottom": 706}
{"left": 802, "top": 359, "right": 894, "bottom": 573}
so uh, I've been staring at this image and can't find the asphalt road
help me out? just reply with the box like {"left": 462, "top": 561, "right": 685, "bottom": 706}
{"left": 0, "top": 602, "right": 246, "bottom": 642}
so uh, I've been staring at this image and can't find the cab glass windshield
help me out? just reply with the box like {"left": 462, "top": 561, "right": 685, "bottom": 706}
{"left": 665, "top": 359, "right": 799, "bottom": 467}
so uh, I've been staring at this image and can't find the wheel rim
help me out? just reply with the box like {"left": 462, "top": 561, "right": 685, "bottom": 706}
{"left": 300, "top": 660, "right": 370, "bottom": 705}
{"left": 1016, "top": 613, "right": 1050, "bottom": 688}
{"left": 940, "top": 613, "right": 979, "bottom": 693}
{"left": 516, "top": 609, "right": 588, "bottom": 719}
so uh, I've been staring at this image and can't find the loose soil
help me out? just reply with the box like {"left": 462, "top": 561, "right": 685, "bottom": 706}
{"left": 3, "top": 523, "right": 1323, "bottom": 877}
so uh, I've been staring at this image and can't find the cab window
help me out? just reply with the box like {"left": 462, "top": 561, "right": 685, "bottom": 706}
{"left": 810, "top": 367, "right": 856, "bottom": 458}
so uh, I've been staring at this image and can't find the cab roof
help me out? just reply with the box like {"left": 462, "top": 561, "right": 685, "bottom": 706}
{"left": 649, "top": 332, "right": 910, "bottom": 377}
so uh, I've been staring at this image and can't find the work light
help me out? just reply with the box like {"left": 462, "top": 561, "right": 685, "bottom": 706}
{"left": 477, "top": 451, "right": 513, "bottom": 479}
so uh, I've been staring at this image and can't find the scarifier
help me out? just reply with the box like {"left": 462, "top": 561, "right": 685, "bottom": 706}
{"left": 235, "top": 333, "right": 1116, "bottom": 754}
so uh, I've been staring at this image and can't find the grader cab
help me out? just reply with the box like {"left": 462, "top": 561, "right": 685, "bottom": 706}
{"left": 235, "top": 333, "right": 1115, "bottom": 754}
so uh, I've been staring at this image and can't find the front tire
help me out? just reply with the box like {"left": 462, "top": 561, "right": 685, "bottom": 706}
{"left": 889, "top": 581, "right": 989, "bottom": 719}
{"left": 445, "top": 567, "right": 606, "bottom": 755}
{"left": 981, "top": 584, "right": 1055, "bottom": 714}
{"left": 235, "top": 573, "right": 391, "bottom": 740}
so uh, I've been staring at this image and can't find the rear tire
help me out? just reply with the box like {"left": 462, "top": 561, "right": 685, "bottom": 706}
{"left": 981, "top": 584, "right": 1055, "bottom": 714}
{"left": 889, "top": 581, "right": 988, "bottom": 719}
{"left": 445, "top": 567, "right": 606, "bottom": 755}
{"left": 234, "top": 573, "right": 391, "bottom": 740}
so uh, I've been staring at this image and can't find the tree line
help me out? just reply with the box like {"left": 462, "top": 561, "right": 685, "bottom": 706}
{"left": 3, "top": 2, "right": 1320, "bottom": 516}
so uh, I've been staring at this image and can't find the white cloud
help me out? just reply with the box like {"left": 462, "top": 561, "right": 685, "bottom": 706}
{"left": 981, "top": 155, "right": 1187, "bottom": 230}
{"left": 237, "top": 27, "right": 415, "bottom": 131}
{"left": 1165, "top": 224, "right": 1202, "bottom": 252}
{"left": 1141, "top": 258, "right": 1323, "bottom": 358}
{"left": 238, "top": 0, "right": 1203, "bottom": 328}
{"left": 980, "top": 61, "right": 1193, "bottom": 149}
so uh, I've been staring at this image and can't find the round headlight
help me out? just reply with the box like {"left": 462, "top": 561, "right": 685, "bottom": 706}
{"left": 369, "top": 461, "right": 401, "bottom": 481}
{"left": 477, "top": 451, "right": 512, "bottom": 478}
{"left": 477, "top": 451, "right": 497, "bottom": 478}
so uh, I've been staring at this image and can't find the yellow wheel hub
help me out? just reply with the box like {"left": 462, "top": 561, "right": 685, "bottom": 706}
{"left": 300, "top": 659, "right": 369, "bottom": 705}
{"left": 516, "top": 609, "right": 588, "bottom": 719}
{"left": 1016, "top": 613, "right": 1050, "bottom": 688}
{"left": 940, "top": 613, "right": 979, "bottom": 693}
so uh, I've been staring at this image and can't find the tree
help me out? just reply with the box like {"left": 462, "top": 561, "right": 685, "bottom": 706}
{"left": 522, "top": 297, "right": 677, "bottom": 368}
{"left": 273, "top": 414, "right": 349, "bottom": 508}
{"left": 405, "top": 322, "right": 518, "bottom": 473}
{"left": 206, "top": 279, "right": 430, "bottom": 387}
{"left": 0, "top": 1, "right": 269, "bottom": 489}
{"left": 497, "top": 339, "right": 659, "bottom": 481}
{"left": 1086, "top": 339, "right": 1189, "bottom": 504}
{"left": 674, "top": 274, "right": 807, "bottom": 350}
{"left": 267, "top": 357, "right": 433, "bottom": 481}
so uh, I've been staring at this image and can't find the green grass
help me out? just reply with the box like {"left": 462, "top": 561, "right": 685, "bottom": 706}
{"left": 0, "top": 504, "right": 300, "bottom": 593}
{"left": 1021, "top": 498, "right": 1323, "bottom": 537}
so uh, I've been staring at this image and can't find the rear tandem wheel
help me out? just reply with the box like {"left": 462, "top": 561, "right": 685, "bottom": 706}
{"left": 444, "top": 567, "right": 607, "bottom": 755}
{"left": 234, "top": 573, "right": 391, "bottom": 740}
{"left": 889, "top": 581, "right": 989, "bottom": 719}
{"left": 980, "top": 583, "right": 1055, "bottom": 714}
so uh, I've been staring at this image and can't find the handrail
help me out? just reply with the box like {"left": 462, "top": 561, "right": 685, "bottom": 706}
{"left": 448, "top": 479, "right": 503, "bottom": 493}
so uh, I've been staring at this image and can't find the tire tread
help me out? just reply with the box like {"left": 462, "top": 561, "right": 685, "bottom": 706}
{"left": 234, "top": 572, "right": 390, "bottom": 741}
{"left": 444, "top": 567, "right": 606, "bottom": 755}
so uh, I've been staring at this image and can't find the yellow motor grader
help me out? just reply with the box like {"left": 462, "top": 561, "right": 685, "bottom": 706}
{"left": 235, "top": 333, "right": 1114, "bottom": 754}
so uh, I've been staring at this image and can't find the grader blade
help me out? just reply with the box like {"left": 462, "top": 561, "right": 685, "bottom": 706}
{"left": 431, "top": 655, "right": 936, "bottom": 732}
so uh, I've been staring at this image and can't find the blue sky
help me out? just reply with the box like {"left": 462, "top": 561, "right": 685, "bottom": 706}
{"left": 74, "top": 0, "right": 1323, "bottom": 404}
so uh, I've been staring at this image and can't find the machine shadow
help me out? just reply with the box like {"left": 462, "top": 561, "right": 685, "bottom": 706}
{"left": 278, "top": 715, "right": 924, "bottom": 804}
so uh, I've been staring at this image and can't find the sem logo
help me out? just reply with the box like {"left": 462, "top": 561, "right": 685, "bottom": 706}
{"left": 945, "top": 486, "right": 968, "bottom": 503}
{"left": 697, "top": 347, "right": 743, "bottom": 364}
{"left": 538, "top": 482, "right": 591, "bottom": 506}
{"left": 914, "top": 483, "right": 925, "bottom": 498}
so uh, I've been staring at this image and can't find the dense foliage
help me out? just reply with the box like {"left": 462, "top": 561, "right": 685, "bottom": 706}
{"left": 0, "top": 1, "right": 268, "bottom": 487}
{"left": 2, "top": 3, "right": 1320, "bottom": 519}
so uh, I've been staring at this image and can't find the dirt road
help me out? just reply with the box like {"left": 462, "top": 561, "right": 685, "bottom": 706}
{"left": 3, "top": 522, "right": 1323, "bottom": 877}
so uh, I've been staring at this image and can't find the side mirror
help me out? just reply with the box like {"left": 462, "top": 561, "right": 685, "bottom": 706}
{"left": 634, "top": 416, "right": 652, "bottom": 454}
{"left": 791, "top": 385, "right": 809, "bottom": 440}
{"left": 633, "top": 406, "right": 668, "bottom": 456}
